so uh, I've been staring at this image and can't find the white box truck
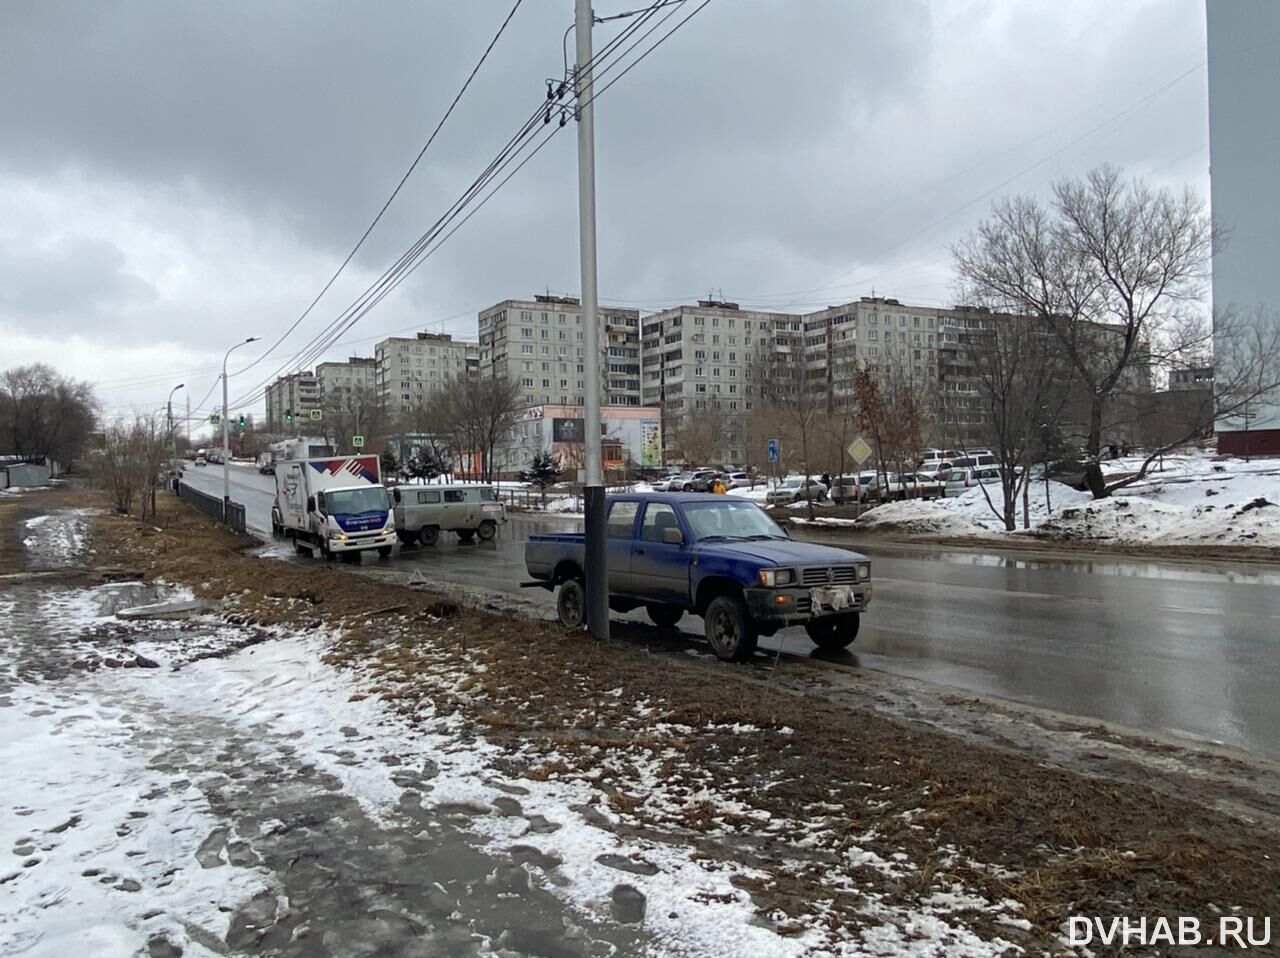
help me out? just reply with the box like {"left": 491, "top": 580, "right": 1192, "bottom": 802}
{"left": 270, "top": 452, "right": 395, "bottom": 560}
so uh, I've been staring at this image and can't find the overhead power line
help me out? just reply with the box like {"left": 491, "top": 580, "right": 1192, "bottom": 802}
{"left": 236, "top": 0, "right": 527, "bottom": 380}
{"left": 221, "top": 0, "right": 710, "bottom": 415}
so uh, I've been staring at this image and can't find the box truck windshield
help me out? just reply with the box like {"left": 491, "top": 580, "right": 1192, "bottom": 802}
{"left": 324, "top": 487, "right": 389, "bottom": 516}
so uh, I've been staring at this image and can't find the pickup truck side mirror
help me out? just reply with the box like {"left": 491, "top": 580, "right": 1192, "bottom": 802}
{"left": 661, "top": 527, "right": 684, "bottom": 545}
{"left": 306, "top": 495, "right": 316, "bottom": 513}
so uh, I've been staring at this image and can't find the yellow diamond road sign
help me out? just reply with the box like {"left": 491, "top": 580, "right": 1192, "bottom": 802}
{"left": 848, "top": 436, "right": 873, "bottom": 465}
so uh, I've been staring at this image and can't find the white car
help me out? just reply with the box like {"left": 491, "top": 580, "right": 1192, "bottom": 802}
{"left": 943, "top": 466, "right": 1003, "bottom": 497}
{"left": 725, "top": 472, "right": 752, "bottom": 489}
{"left": 830, "top": 473, "right": 876, "bottom": 505}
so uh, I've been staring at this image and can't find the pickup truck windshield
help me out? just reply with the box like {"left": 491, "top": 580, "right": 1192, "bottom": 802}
{"left": 682, "top": 500, "right": 787, "bottom": 541}
{"left": 325, "top": 487, "right": 389, "bottom": 516}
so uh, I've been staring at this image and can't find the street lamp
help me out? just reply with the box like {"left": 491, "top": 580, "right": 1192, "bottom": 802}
{"left": 222, "top": 337, "right": 260, "bottom": 504}
{"left": 167, "top": 383, "right": 185, "bottom": 461}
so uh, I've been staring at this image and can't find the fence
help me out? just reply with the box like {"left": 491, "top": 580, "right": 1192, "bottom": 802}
{"left": 177, "top": 481, "right": 248, "bottom": 534}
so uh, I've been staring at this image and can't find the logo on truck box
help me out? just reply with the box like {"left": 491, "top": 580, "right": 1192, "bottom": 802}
{"left": 307, "top": 456, "right": 379, "bottom": 484}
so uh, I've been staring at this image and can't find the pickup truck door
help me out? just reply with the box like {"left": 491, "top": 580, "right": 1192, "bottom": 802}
{"left": 629, "top": 502, "right": 689, "bottom": 604}
{"left": 605, "top": 500, "right": 640, "bottom": 593}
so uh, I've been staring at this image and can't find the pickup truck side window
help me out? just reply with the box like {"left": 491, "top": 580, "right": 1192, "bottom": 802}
{"left": 444, "top": 490, "right": 466, "bottom": 503}
{"left": 607, "top": 501, "right": 639, "bottom": 538}
{"left": 418, "top": 490, "right": 441, "bottom": 504}
{"left": 639, "top": 503, "right": 680, "bottom": 543}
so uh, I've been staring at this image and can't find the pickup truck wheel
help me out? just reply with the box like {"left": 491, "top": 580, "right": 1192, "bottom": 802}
{"left": 418, "top": 526, "right": 440, "bottom": 547}
{"left": 805, "top": 613, "right": 860, "bottom": 650}
{"left": 477, "top": 519, "right": 497, "bottom": 541}
{"left": 646, "top": 605, "right": 683, "bottom": 629}
{"left": 557, "top": 577, "right": 587, "bottom": 629}
{"left": 704, "top": 595, "right": 758, "bottom": 662}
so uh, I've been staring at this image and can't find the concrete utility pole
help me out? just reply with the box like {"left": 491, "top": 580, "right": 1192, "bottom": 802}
{"left": 222, "top": 336, "right": 260, "bottom": 505}
{"left": 575, "top": 0, "right": 608, "bottom": 640}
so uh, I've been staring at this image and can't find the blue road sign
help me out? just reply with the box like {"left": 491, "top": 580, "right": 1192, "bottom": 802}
{"left": 767, "top": 438, "right": 780, "bottom": 463}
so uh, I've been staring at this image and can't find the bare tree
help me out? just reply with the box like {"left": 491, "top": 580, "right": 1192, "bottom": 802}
{"left": 669, "top": 405, "right": 725, "bottom": 466}
{"left": 953, "top": 166, "right": 1214, "bottom": 497}
{"left": 434, "top": 377, "right": 522, "bottom": 482}
{"left": 1102, "top": 306, "right": 1280, "bottom": 491}
{"left": 97, "top": 413, "right": 171, "bottom": 519}
{"left": 322, "top": 384, "right": 386, "bottom": 455}
{"left": 959, "top": 313, "right": 1075, "bottom": 530}
{"left": 0, "top": 363, "right": 97, "bottom": 467}
{"left": 854, "top": 364, "right": 928, "bottom": 490}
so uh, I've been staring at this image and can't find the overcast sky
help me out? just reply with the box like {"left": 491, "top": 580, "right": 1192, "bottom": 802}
{"left": 1, "top": 0, "right": 1209, "bottom": 429}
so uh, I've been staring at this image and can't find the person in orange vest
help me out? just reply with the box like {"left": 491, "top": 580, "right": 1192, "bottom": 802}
{"left": 711, "top": 475, "right": 728, "bottom": 494}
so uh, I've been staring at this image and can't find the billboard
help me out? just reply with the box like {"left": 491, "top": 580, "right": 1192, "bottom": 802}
{"left": 552, "top": 417, "right": 585, "bottom": 443}
{"left": 640, "top": 419, "right": 661, "bottom": 467}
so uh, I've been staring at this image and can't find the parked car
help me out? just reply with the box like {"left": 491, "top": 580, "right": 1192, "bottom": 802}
{"left": 916, "top": 459, "right": 953, "bottom": 480}
{"left": 943, "top": 466, "right": 1003, "bottom": 497}
{"left": 194, "top": 457, "right": 207, "bottom": 467}
{"left": 681, "top": 469, "right": 718, "bottom": 491}
{"left": 524, "top": 493, "right": 873, "bottom": 660}
{"left": 725, "top": 472, "right": 752, "bottom": 490}
{"left": 658, "top": 472, "right": 693, "bottom": 491}
{"left": 861, "top": 473, "right": 945, "bottom": 503}
{"left": 950, "top": 453, "right": 998, "bottom": 470}
{"left": 392, "top": 484, "right": 508, "bottom": 545}
{"left": 830, "top": 473, "right": 877, "bottom": 505}
{"left": 765, "top": 476, "right": 828, "bottom": 506}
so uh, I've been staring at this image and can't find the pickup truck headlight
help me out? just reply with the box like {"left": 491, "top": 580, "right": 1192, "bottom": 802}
{"left": 857, "top": 562, "right": 871, "bottom": 581}
{"left": 758, "top": 568, "right": 796, "bottom": 587}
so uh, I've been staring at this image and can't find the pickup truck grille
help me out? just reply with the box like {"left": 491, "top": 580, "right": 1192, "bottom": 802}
{"left": 800, "top": 566, "right": 859, "bottom": 586}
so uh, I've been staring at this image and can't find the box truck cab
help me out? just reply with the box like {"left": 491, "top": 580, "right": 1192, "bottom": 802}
{"left": 270, "top": 453, "right": 395, "bottom": 561}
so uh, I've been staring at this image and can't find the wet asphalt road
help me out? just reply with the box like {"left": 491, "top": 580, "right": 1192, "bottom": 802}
{"left": 184, "top": 464, "right": 1280, "bottom": 758}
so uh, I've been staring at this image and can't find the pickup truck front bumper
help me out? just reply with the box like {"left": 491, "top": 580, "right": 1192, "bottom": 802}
{"left": 745, "top": 584, "right": 872, "bottom": 624}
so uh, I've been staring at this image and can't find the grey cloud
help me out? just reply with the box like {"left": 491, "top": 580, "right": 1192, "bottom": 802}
{"left": 0, "top": 234, "right": 157, "bottom": 322}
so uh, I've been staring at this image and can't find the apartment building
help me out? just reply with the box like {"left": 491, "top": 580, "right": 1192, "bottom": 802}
{"left": 639, "top": 299, "right": 800, "bottom": 463}
{"left": 316, "top": 357, "right": 376, "bottom": 404}
{"left": 477, "top": 295, "right": 643, "bottom": 408}
{"left": 374, "top": 332, "right": 480, "bottom": 422}
{"left": 264, "top": 371, "right": 321, "bottom": 430}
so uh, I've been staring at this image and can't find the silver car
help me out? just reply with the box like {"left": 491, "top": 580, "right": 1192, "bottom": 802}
{"left": 765, "top": 476, "right": 828, "bottom": 505}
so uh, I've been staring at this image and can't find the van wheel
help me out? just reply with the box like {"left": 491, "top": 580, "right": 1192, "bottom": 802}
{"left": 418, "top": 526, "right": 439, "bottom": 547}
{"left": 457, "top": 529, "right": 476, "bottom": 542}
{"left": 646, "top": 605, "right": 683, "bottom": 630}
{"left": 557, "top": 577, "right": 586, "bottom": 629}
{"left": 477, "top": 519, "right": 497, "bottom": 541}
{"left": 805, "top": 613, "right": 860, "bottom": 650}
{"left": 704, "top": 595, "right": 758, "bottom": 662}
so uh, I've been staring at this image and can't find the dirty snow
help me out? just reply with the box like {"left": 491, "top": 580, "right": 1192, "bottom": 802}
{"left": 848, "top": 453, "right": 1280, "bottom": 546}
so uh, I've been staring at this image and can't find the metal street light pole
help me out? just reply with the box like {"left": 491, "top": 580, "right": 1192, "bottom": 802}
{"left": 575, "top": 0, "right": 608, "bottom": 640}
{"left": 222, "top": 337, "right": 260, "bottom": 504}
{"left": 167, "top": 382, "right": 185, "bottom": 465}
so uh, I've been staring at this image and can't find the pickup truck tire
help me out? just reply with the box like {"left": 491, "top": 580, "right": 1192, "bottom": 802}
{"left": 646, "top": 604, "right": 683, "bottom": 629}
{"left": 805, "top": 612, "right": 860, "bottom": 650}
{"left": 417, "top": 526, "right": 440, "bottom": 547}
{"left": 704, "top": 595, "right": 758, "bottom": 662}
{"left": 477, "top": 520, "right": 497, "bottom": 541}
{"left": 557, "top": 577, "right": 586, "bottom": 629}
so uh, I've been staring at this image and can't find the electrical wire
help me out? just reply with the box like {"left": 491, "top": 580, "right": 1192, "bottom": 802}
{"left": 235, "top": 0, "right": 527, "bottom": 380}
{"left": 221, "top": 0, "right": 703, "bottom": 414}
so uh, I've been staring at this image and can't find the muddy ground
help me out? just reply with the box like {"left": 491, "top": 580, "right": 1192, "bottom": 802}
{"left": 58, "top": 489, "right": 1280, "bottom": 953}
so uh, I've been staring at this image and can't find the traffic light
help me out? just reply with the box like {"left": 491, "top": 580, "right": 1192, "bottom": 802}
{"left": 238, "top": 414, "right": 246, "bottom": 428}
{"left": 285, "top": 409, "right": 293, "bottom": 423}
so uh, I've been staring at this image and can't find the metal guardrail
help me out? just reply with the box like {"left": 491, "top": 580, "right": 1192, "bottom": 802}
{"left": 177, "top": 481, "right": 247, "bottom": 533}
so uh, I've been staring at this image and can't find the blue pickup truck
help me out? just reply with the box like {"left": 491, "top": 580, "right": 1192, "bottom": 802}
{"left": 524, "top": 492, "right": 872, "bottom": 661}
